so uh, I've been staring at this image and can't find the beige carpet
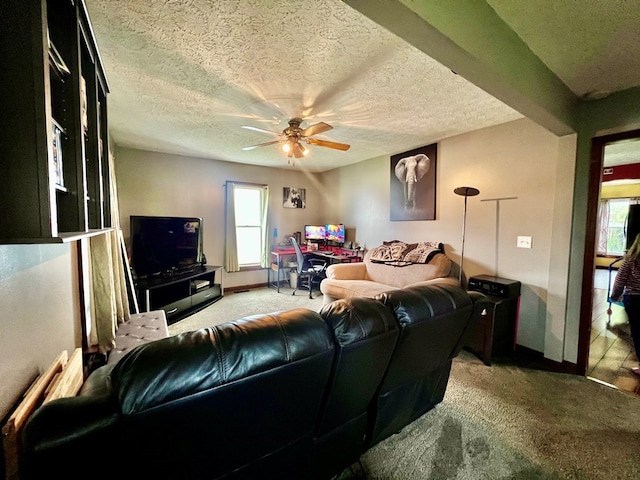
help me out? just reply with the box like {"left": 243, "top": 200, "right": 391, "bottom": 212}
{"left": 170, "top": 288, "right": 640, "bottom": 479}
{"left": 337, "top": 351, "right": 640, "bottom": 479}
{"left": 168, "top": 286, "right": 322, "bottom": 335}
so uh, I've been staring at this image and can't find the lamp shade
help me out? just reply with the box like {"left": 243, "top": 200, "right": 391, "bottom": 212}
{"left": 454, "top": 186, "right": 480, "bottom": 197}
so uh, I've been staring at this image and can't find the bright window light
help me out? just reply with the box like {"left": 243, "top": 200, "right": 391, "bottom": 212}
{"left": 234, "top": 186, "right": 264, "bottom": 266}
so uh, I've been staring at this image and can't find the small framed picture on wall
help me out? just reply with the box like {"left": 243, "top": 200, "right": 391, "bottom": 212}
{"left": 283, "top": 187, "right": 306, "bottom": 208}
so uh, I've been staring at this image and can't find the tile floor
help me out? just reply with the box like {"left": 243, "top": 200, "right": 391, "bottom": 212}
{"left": 589, "top": 268, "right": 640, "bottom": 395}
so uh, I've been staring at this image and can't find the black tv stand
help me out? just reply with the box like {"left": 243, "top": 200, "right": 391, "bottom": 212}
{"left": 135, "top": 265, "right": 223, "bottom": 324}
{"left": 158, "top": 267, "right": 195, "bottom": 279}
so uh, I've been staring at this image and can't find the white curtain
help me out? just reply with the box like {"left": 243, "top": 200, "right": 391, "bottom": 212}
{"left": 89, "top": 152, "right": 130, "bottom": 352}
{"left": 597, "top": 199, "right": 609, "bottom": 256}
{"left": 225, "top": 181, "right": 240, "bottom": 272}
{"left": 261, "top": 185, "right": 270, "bottom": 268}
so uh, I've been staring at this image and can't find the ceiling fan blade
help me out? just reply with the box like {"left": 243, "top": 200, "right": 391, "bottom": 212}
{"left": 292, "top": 142, "right": 306, "bottom": 158}
{"left": 242, "top": 140, "right": 282, "bottom": 151}
{"left": 300, "top": 122, "right": 333, "bottom": 137}
{"left": 306, "top": 138, "right": 351, "bottom": 151}
{"left": 241, "top": 125, "right": 281, "bottom": 136}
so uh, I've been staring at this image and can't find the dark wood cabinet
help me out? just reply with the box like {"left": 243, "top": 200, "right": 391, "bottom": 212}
{"left": 0, "top": 0, "right": 111, "bottom": 243}
{"left": 135, "top": 266, "right": 224, "bottom": 324}
{"left": 465, "top": 275, "right": 522, "bottom": 366}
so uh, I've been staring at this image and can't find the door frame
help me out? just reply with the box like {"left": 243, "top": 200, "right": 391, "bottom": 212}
{"left": 578, "top": 128, "right": 640, "bottom": 374}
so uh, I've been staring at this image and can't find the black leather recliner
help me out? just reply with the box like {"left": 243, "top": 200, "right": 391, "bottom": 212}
{"left": 312, "top": 296, "right": 399, "bottom": 479}
{"left": 367, "top": 284, "right": 477, "bottom": 447}
{"left": 20, "top": 285, "right": 485, "bottom": 480}
{"left": 21, "top": 309, "right": 336, "bottom": 480}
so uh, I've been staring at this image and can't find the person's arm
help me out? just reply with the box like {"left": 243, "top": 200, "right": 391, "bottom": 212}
{"left": 611, "top": 260, "right": 630, "bottom": 300}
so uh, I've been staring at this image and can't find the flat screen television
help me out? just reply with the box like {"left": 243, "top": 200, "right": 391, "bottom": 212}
{"left": 130, "top": 216, "right": 204, "bottom": 278}
{"left": 325, "top": 224, "right": 345, "bottom": 243}
{"left": 304, "top": 225, "right": 326, "bottom": 241}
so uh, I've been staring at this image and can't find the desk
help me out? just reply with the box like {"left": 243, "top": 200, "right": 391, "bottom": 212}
{"left": 310, "top": 249, "right": 363, "bottom": 264}
{"left": 268, "top": 247, "right": 303, "bottom": 292}
{"left": 268, "top": 246, "right": 362, "bottom": 292}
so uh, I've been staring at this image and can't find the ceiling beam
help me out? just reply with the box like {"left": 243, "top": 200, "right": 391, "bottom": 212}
{"left": 344, "top": 0, "right": 579, "bottom": 136}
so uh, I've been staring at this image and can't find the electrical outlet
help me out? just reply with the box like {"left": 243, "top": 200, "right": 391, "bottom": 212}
{"left": 517, "top": 236, "right": 532, "bottom": 249}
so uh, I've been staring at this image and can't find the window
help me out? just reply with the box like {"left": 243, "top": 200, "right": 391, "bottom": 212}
{"left": 598, "top": 198, "right": 629, "bottom": 256}
{"left": 234, "top": 186, "right": 264, "bottom": 265}
{"left": 225, "top": 182, "right": 269, "bottom": 271}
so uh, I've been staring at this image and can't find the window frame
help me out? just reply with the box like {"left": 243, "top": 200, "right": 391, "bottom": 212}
{"left": 228, "top": 182, "right": 269, "bottom": 271}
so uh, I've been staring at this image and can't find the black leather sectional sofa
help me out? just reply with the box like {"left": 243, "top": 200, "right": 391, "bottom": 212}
{"left": 20, "top": 284, "right": 487, "bottom": 480}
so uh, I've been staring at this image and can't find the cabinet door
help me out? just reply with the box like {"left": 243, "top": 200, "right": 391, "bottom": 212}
{"left": 162, "top": 298, "right": 193, "bottom": 323}
{"left": 192, "top": 285, "right": 222, "bottom": 309}
{"left": 148, "top": 282, "right": 191, "bottom": 310}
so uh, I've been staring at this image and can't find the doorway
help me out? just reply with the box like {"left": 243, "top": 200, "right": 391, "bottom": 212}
{"left": 580, "top": 129, "right": 640, "bottom": 393}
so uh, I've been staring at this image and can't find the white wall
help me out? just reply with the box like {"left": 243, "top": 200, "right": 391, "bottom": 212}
{"left": 323, "top": 118, "right": 574, "bottom": 359}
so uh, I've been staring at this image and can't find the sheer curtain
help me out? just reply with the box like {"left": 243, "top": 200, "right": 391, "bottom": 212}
{"left": 88, "top": 152, "right": 130, "bottom": 352}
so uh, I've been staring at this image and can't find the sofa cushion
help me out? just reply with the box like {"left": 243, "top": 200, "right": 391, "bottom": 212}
{"left": 321, "top": 279, "right": 401, "bottom": 301}
{"left": 364, "top": 251, "right": 452, "bottom": 288}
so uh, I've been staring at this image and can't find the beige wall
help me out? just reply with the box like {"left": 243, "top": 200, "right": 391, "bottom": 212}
{"left": 324, "top": 118, "right": 574, "bottom": 359}
{"left": 114, "top": 146, "right": 327, "bottom": 288}
{"left": 0, "top": 117, "right": 578, "bottom": 421}
{"left": 116, "top": 119, "right": 574, "bottom": 360}
{"left": 0, "top": 244, "right": 81, "bottom": 420}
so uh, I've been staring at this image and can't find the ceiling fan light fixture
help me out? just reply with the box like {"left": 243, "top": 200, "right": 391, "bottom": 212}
{"left": 241, "top": 118, "right": 351, "bottom": 163}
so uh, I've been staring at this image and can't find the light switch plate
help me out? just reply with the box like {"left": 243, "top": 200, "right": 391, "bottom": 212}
{"left": 517, "top": 236, "right": 532, "bottom": 248}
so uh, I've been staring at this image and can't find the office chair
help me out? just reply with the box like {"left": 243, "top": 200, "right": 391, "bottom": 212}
{"left": 290, "top": 237, "right": 327, "bottom": 299}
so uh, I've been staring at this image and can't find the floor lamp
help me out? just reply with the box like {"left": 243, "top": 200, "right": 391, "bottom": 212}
{"left": 454, "top": 186, "right": 480, "bottom": 285}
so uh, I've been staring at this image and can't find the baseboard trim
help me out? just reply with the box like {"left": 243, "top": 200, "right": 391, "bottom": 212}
{"left": 513, "top": 345, "right": 579, "bottom": 374}
{"left": 225, "top": 283, "right": 268, "bottom": 293}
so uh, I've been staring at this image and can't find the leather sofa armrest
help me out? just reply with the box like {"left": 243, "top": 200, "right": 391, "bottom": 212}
{"left": 325, "top": 262, "right": 367, "bottom": 280}
{"left": 467, "top": 290, "right": 491, "bottom": 309}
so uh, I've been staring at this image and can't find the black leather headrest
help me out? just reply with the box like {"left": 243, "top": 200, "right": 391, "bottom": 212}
{"left": 319, "top": 296, "right": 397, "bottom": 346}
{"left": 376, "top": 284, "right": 472, "bottom": 326}
{"left": 111, "top": 308, "right": 333, "bottom": 414}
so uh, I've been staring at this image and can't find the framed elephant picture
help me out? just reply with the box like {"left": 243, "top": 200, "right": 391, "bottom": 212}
{"left": 390, "top": 143, "right": 437, "bottom": 221}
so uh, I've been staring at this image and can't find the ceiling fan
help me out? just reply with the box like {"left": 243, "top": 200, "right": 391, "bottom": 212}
{"left": 241, "top": 118, "right": 351, "bottom": 160}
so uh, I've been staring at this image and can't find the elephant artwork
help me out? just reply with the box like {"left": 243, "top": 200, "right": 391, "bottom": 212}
{"left": 395, "top": 154, "right": 431, "bottom": 210}
{"left": 390, "top": 144, "right": 437, "bottom": 221}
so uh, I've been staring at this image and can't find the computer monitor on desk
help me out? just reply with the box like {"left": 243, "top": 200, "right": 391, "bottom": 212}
{"left": 325, "top": 224, "right": 345, "bottom": 244}
{"left": 304, "top": 225, "right": 326, "bottom": 242}
{"left": 304, "top": 223, "right": 347, "bottom": 250}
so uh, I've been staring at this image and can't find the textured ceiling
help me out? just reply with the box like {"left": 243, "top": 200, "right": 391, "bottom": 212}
{"left": 85, "top": 0, "right": 640, "bottom": 172}
{"left": 488, "top": 0, "right": 640, "bottom": 99}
